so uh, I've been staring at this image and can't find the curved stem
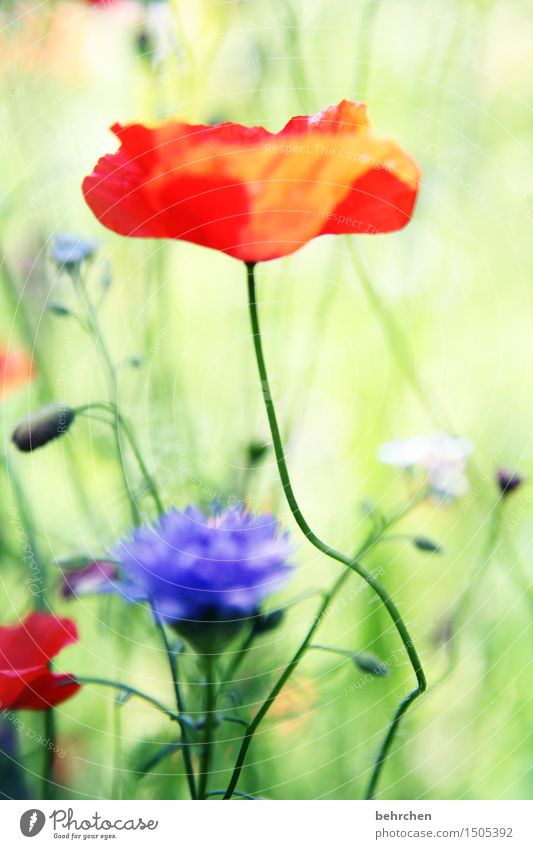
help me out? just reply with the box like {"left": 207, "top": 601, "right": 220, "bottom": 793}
{"left": 72, "top": 270, "right": 140, "bottom": 525}
{"left": 223, "top": 263, "right": 427, "bottom": 800}
{"left": 77, "top": 402, "right": 164, "bottom": 515}
{"left": 72, "top": 676, "right": 181, "bottom": 723}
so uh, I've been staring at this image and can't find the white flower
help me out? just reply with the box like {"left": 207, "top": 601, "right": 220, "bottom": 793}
{"left": 378, "top": 434, "right": 473, "bottom": 499}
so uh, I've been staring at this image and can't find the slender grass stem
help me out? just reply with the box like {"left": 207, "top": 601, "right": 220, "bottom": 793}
{"left": 72, "top": 676, "right": 181, "bottom": 723}
{"left": 198, "top": 657, "right": 217, "bottom": 800}
{"left": 432, "top": 499, "right": 504, "bottom": 688}
{"left": 77, "top": 402, "right": 164, "bottom": 515}
{"left": 151, "top": 611, "right": 197, "bottom": 800}
{"left": 222, "top": 263, "right": 427, "bottom": 800}
{"left": 72, "top": 270, "right": 141, "bottom": 525}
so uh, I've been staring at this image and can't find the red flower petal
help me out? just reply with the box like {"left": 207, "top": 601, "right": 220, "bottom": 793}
{"left": 10, "top": 673, "right": 81, "bottom": 711}
{"left": 0, "top": 348, "right": 34, "bottom": 397}
{"left": 0, "top": 613, "right": 80, "bottom": 711}
{"left": 82, "top": 101, "right": 420, "bottom": 262}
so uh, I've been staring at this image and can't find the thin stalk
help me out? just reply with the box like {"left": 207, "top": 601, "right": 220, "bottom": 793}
{"left": 72, "top": 270, "right": 141, "bottom": 525}
{"left": 350, "top": 246, "right": 450, "bottom": 431}
{"left": 77, "top": 402, "right": 164, "bottom": 515}
{"left": 151, "top": 611, "right": 197, "bottom": 800}
{"left": 198, "top": 657, "right": 217, "bottom": 800}
{"left": 0, "top": 249, "right": 93, "bottom": 518}
{"left": 223, "top": 626, "right": 255, "bottom": 685}
{"left": 434, "top": 499, "right": 504, "bottom": 686}
{"left": 42, "top": 706, "right": 56, "bottom": 799}
{"left": 353, "top": 0, "right": 383, "bottom": 100}
{"left": 72, "top": 676, "right": 181, "bottom": 723}
{"left": 223, "top": 263, "right": 427, "bottom": 800}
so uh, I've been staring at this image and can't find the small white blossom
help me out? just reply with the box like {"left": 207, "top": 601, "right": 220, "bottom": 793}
{"left": 378, "top": 434, "right": 473, "bottom": 499}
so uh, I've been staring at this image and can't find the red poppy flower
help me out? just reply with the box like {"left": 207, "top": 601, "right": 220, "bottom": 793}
{"left": 0, "top": 347, "right": 34, "bottom": 397}
{"left": 82, "top": 100, "right": 420, "bottom": 262}
{"left": 0, "top": 613, "right": 80, "bottom": 711}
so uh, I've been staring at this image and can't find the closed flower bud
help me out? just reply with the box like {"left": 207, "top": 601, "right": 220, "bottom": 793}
{"left": 497, "top": 468, "right": 524, "bottom": 497}
{"left": 12, "top": 404, "right": 76, "bottom": 452}
{"left": 352, "top": 651, "right": 389, "bottom": 677}
{"left": 413, "top": 536, "right": 443, "bottom": 554}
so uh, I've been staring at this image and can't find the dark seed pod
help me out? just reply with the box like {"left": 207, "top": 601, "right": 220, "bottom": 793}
{"left": 12, "top": 404, "right": 76, "bottom": 452}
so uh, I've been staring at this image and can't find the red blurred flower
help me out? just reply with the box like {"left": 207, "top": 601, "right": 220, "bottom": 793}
{"left": 0, "top": 613, "right": 80, "bottom": 711}
{"left": 82, "top": 100, "right": 420, "bottom": 262}
{"left": 0, "top": 348, "right": 34, "bottom": 397}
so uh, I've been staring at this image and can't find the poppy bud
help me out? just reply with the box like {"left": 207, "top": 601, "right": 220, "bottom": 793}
{"left": 12, "top": 404, "right": 76, "bottom": 452}
{"left": 497, "top": 468, "right": 524, "bottom": 497}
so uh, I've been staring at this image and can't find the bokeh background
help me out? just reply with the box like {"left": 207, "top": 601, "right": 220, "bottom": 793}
{"left": 0, "top": 0, "right": 532, "bottom": 800}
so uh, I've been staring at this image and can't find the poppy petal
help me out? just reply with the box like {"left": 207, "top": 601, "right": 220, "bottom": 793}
{"left": 0, "top": 348, "right": 34, "bottom": 397}
{"left": 10, "top": 673, "right": 80, "bottom": 711}
{"left": 82, "top": 101, "right": 420, "bottom": 262}
{"left": 0, "top": 614, "right": 80, "bottom": 711}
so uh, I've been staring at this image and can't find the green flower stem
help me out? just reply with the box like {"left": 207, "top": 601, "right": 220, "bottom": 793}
{"left": 309, "top": 643, "right": 355, "bottom": 659}
{"left": 353, "top": 0, "right": 383, "bottom": 100}
{"left": 434, "top": 499, "right": 504, "bottom": 687}
{"left": 72, "top": 270, "right": 141, "bottom": 525}
{"left": 207, "top": 790, "right": 257, "bottom": 800}
{"left": 350, "top": 246, "right": 451, "bottom": 431}
{"left": 222, "top": 262, "right": 427, "bottom": 800}
{"left": 223, "top": 627, "right": 256, "bottom": 685}
{"left": 77, "top": 402, "right": 164, "bottom": 515}
{"left": 0, "top": 249, "right": 93, "bottom": 519}
{"left": 72, "top": 676, "right": 181, "bottom": 723}
{"left": 198, "top": 656, "right": 218, "bottom": 800}
{"left": 151, "top": 612, "right": 197, "bottom": 800}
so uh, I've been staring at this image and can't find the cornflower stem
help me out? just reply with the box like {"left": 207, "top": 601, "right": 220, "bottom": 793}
{"left": 434, "top": 498, "right": 504, "bottom": 686}
{"left": 222, "top": 263, "right": 427, "bottom": 800}
{"left": 198, "top": 656, "right": 218, "bottom": 800}
{"left": 72, "top": 676, "right": 181, "bottom": 723}
{"left": 223, "top": 627, "right": 256, "bottom": 685}
{"left": 71, "top": 269, "right": 141, "bottom": 525}
{"left": 77, "top": 402, "right": 164, "bottom": 515}
{"left": 42, "top": 708, "right": 56, "bottom": 799}
{"left": 151, "top": 611, "right": 197, "bottom": 800}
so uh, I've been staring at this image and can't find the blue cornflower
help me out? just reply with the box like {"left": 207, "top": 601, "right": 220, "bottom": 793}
{"left": 106, "top": 506, "right": 294, "bottom": 652}
{"left": 51, "top": 233, "right": 100, "bottom": 269}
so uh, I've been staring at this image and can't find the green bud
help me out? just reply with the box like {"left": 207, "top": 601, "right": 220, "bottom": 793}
{"left": 352, "top": 651, "right": 389, "bottom": 677}
{"left": 413, "top": 536, "right": 443, "bottom": 554}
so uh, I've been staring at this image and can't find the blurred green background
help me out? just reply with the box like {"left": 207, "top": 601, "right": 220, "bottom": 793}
{"left": 0, "top": 0, "right": 532, "bottom": 800}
